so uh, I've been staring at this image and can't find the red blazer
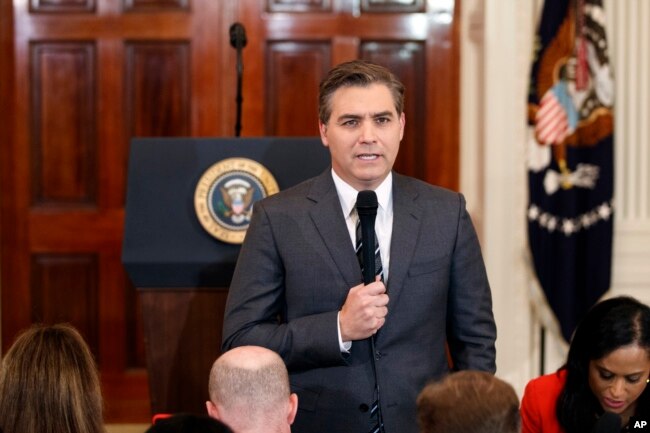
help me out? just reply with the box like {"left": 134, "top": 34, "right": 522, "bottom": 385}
{"left": 520, "top": 369, "right": 567, "bottom": 433}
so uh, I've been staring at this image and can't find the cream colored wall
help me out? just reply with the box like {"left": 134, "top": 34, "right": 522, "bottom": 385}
{"left": 460, "top": 0, "right": 650, "bottom": 397}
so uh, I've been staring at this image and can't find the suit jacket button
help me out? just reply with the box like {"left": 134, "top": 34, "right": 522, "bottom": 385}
{"left": 359, "top": 403, "right": 369, "bottom": 412}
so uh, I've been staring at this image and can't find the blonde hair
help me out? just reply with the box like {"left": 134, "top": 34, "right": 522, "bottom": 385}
{"left": 0, "top": 323, "right": 105, "bottom": 433}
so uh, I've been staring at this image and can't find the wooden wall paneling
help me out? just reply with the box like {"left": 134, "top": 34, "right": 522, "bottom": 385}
{"left": 30, "top": 253, "right": 100, "bottom": 356}
{"left": 362, "top": 0, "right": 425, "bottom": 13}
{"left": 0, "top": 0, "right": 19, "bottom": 346}
{"left": 30, "top": 42, "right": 97, "bottom": 207}
{"left": 192, "top": 0, "right": 234, "bottom": 136}
{"left": 424, "top": 0, "right": 460, "bottom": 191}
{"left": 139, "top": 289, "right": 230, "bottom": 415}
{"left": 266, "top": 0, "right": 332, "bottom": 13}
{"left": 124, "top": 0, "right": 189, "bottom": 12}
{"left": 3, "top": 0, "right": 41, "bottom": 352}
{"left": 265, "top": 42, "right": 330, "bottom": 135}
{"left": 29, "top": 0, "right": 95, "bottom": 13}
{"left": 125, "top": 42, "right": 191, "bottom": 137}
{"left": 99, "top": 38, "right": 128, "bottom": 207}
{"left": 29, "top": 254, "right": 99, "bottom": 343}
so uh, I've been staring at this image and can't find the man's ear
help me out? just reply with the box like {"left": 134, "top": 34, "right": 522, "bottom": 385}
{"left": 319, "top": 122, "right": 329, "bottom": 147}
{"left": 206, "top": 400, "right": 220, "bottom": 420}
{"left": 287, "top": 393, "right": 299, "bottom": 425}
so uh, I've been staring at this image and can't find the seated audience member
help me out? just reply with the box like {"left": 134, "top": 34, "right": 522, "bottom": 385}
{"left": 146, "top": 414, "right": 233, "bottom": 433}
{"left": 521, "top": 296, "right": 650, "bottom": 433}
{"left": 417, "top": 370, "right": 520, "bottom": 433}
{"left": 0, "top": 323, "right": 105, "bottom": 433}
{"left": 206, "top": 346, "right": 298, "bottom": 433}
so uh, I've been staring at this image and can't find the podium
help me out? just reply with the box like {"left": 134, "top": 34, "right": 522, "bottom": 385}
{"left": 122, "top": 137, "right": 330, "bottom": 416}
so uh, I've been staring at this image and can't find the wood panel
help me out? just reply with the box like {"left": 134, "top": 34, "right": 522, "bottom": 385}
{"left": 265, "top": 42, "right": 330, "bottom": 135}
{"left": 140, "top": 289, "right": 229, "bottom": 415}
{"left": 30, "top": 42, "right": 97, "bottom": 207}
{"left": 124, "top": 0, "right": 188, "bottom": 11}
{"left": 31, "top": 253, "right": 100, "bottom": 356}
{"left": 30, "top": 0, "right": 95, "bottom": 13}
{"left": 267, "top": 0, "right": 331, "bottom": 13}
{"left": 125, "top": 42, "right": 191, "bottom": 137}
{"left": 363, "top": 0, "right": 425, "bottom": 13}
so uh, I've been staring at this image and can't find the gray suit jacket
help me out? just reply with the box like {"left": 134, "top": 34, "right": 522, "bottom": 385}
{"left": 222, "top": 169, "right": 496, "bottom": 433}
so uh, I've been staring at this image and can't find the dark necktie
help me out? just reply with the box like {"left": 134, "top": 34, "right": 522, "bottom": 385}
{"left": 355, "top": 216, "right": 383, "bottom": 282}
{"left": 354, "top": 211, "right": 384, "bottom": 433}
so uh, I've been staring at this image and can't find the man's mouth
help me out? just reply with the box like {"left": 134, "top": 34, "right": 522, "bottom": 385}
{"left": 357, "top": 154, "right": 379, "bottom": 160}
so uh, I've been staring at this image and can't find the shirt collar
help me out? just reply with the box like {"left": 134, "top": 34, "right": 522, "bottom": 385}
{"left": 331, "top": 169, "right": 393, "bottom": 217}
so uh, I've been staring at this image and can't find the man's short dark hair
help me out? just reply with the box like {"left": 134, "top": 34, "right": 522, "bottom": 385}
{"left": 318, "top": 60, "right": 405, "bottom": 124}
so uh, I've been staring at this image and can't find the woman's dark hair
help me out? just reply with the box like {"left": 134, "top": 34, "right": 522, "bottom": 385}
{"left": 557, "top": 296, "right": 650, "bottom": 433}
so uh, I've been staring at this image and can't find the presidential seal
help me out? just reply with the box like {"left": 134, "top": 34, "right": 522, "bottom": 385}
{"left": 194, "top": 158, "right": 279, "bottom": 244}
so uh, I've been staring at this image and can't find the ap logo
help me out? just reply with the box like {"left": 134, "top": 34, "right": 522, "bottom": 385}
{"left": 631, "top": 417, "right": 649, "bottom": 430}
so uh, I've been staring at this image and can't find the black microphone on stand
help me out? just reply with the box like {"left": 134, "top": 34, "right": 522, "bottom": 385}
{"left": 229, "top": 23, "right": 247, "bottom": 137}
{"left": 355, "top": 190, "right": 385, "bottom": 433}
{"left": 229, "top": 22, "right": 247, "bottom": 50}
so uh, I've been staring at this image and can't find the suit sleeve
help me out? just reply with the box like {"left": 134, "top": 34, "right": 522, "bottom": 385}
{"left": 221, "top": 201, "right": 346, "bottom": 370}
{"left": 445, "top": 193, "right": 497, "bottom": 372}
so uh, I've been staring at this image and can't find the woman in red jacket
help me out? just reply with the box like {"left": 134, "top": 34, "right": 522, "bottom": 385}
{"left": 521, "top": 296, "right": 650, "bottom": 433}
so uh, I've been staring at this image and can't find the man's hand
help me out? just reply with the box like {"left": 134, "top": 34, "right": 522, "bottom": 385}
{"left": 339, "top": 276, "right": 389, "bottom": 341}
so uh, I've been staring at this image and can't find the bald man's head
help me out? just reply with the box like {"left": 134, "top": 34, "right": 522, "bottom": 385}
{"left": 207, "top": 346, "right": 297, "bottom": 432}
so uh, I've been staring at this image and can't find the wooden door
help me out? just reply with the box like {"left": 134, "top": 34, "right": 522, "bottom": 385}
{"left": 0, "top": 0, "right": 459, "bottom": 423}
{"left": 0, "top": 0, "right": 240, "bottom": 421}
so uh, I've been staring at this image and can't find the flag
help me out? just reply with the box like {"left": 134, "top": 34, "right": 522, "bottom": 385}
{"left": 527, "top": 0, "right": 614, "bottom": 342}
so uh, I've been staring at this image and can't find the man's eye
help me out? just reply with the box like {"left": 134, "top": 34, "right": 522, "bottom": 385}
{"left": 375, "top": 117, "right": 390, "bottom": 124}
{"left": 342, "top": 119, "right": 358, "bottom": 127}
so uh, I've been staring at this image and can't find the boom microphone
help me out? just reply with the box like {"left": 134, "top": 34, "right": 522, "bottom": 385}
{"left": 356, "top": 190, "right": 378, "bottom": 285}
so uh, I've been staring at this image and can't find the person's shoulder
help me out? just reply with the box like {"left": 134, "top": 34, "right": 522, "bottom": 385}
{"left": 394, "top": 173, "right": 462, "bottom": 203}
{"left": 255, "top": 174, "right": 321, "bottom": 209}
{"left": 525, "top": 369, "right": 567, "bottom": 394}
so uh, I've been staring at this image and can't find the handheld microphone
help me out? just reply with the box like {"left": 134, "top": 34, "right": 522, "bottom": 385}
{"left": 229, "top": 23, "right": 247, "bottom": 49}
{"left": 592, "top": 412, "right": 621, "bottom": 433}
{"left": 356, "top": 190, "right": 378, "bottom": 285}
{"left": 356, "top": 189, "right": 385, "bottom": 432}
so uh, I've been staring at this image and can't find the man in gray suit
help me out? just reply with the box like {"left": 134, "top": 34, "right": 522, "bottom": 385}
{"left": 222, "top": 60, "right": 496, "bottom": 433}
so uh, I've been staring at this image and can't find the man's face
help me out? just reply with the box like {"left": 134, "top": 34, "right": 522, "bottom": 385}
{"left": 319, "top": 83, "right": 405, "bottom": 191}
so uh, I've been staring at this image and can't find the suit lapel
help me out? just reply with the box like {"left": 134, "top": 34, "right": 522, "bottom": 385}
{"left": 308, "top": 171, "right": 362, "bottom": 289}
{"left": 386, "top": 174, "right": 422, "bottom": 306}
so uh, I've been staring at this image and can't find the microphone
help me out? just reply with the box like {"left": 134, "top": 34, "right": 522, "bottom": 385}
{"left": 356, "top": 190, "right": 378, "bottom": 285}
{"left": 592, "top": 412, "right": 621, "bottom": 433}
{"left": 229, "top": 23, "right": 247, "bottom": 49}
{"left": 229, "top": 22, "right": 247, "bottom": 136}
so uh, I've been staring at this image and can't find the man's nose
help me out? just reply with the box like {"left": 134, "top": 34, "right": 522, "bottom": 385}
{"left": 359, "top": 121, "right": 377, "bottom": 143}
